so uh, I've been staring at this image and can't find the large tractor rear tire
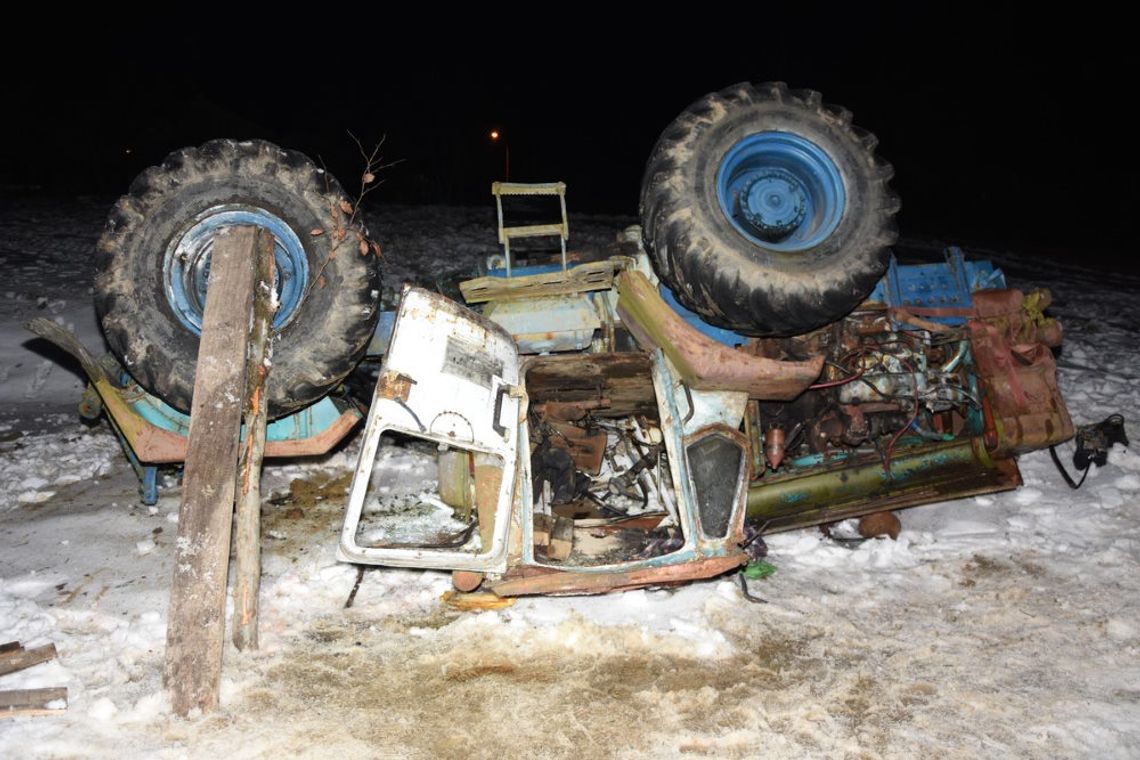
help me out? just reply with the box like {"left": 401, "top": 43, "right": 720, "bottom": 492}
{"left": 95, "top": 139, "right": 381, "bottom": 417}
{"left": 640, "top": 82, "right": 899, "bottom": 336}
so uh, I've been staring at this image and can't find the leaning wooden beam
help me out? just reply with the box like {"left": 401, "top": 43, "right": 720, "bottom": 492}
{"left": 163, "top": 226, "right": 259, "bottom": 717}
{"left": 0, "top": 643, "right": 57, "bottom": 677}
{"left": 233, "top": 231, "right": 277, "bottom": 652}
{"left": 0, "top": 688, "right": 68, "bottom": 718}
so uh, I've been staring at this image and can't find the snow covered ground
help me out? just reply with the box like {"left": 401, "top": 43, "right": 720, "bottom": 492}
{"left": 2, "top": 197, "right": 1139, "bottom": 758}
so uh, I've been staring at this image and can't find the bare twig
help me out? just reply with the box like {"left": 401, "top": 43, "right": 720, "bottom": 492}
{"left": 302, "top": 134, "right": 401, "bottom": 304}
{"left": 347, "top": 130, "right": 404, "bottom": 209}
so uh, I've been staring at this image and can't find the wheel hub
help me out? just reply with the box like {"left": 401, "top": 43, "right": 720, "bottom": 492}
{"left": 163, "top": 205, "right": 309, "bottom": 334}
{"left": 716, "top": 131, "right": 846, "bottom": 252}
{"left": 739, "top": 170, "right": 808, "bottom": 240}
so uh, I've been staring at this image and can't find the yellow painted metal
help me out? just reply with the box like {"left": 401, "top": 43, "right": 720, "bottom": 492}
{"left": 492, "top": 181, "right": 566, "bottom": 196}
{"left": 93, "top": 377, "right": 162, "bottom": 457}
{"left": 498, "top": 222, "right": 565, "bottom": 239}
{"left": 492, "top": 181, "right": 569, "bottom": 274}
{"left": 460, "top": 258, "right": 625, "bottom": 303}
{"left": 24, "top": 318, "right": 184, "bottom": 461}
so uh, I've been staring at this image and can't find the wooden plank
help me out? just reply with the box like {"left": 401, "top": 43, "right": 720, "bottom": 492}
{"left": 0, "top": 643, "right": 56, "bottom": 677}
{"left": 0, "top": 687, "right": 68, "bottom": 717}
{"left": 440, "top": 591, "right": 515, "bottom": 611}
{"left": 232, "top": 231, "right": 276, "bottom": 653}
{"left": 0, "top": 642, "right": 22, "bottom": 655}
{"left": 164, "top": 226, "right": 258, "bottom": 717}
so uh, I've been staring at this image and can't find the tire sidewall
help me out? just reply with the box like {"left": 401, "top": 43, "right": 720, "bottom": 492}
{"left": 97, "top": 142, "right": 380, "bottom": 416}
{"left": 641, "top": 84, "right": 896, "bottom": 336}
{"left": 688, "top": 101, "right": 881, "bottom": 276}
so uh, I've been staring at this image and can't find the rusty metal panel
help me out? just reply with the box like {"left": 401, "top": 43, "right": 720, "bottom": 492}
{"left": 522, "top": 352, "right": 658, "bottom": 418}
{"left": 615, "top": 270, "right": 823, "bottom": 400}
{"left": 376, "top": 370, "right": 414, "bottom": 402}
{"left": 544, "top": 420, "right": 607, "bottom": 475}
{"left": 489, "top": 554, "right": 745, "bottom": 596}
{"left": 967, "top": 289, "right": 1073, "bottom": 455}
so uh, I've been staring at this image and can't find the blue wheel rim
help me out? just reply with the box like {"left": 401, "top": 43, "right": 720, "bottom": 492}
{"left": 716, "top": 132, "right": 846, "bottom": 252}
{"left": 162, "top": 205, "right": 309, "bottom": 334}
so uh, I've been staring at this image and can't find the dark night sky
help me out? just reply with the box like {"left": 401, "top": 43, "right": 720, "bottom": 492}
{"left": 3, "top": 10, "right": 1133, "bottom": 271}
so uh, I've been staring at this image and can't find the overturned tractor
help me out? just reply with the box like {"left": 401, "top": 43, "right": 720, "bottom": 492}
{"left": 58, "top": 82, "right": 1072, "bottom": 597}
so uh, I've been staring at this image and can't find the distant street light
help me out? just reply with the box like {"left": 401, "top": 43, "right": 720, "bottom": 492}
{"left": 489, "top": 129, "right": 509, "bottom": 181}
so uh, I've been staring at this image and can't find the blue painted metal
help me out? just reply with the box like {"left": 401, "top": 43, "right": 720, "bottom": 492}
{"left": 141, "top": 465, "right": 159, "bottom": 506}
{"left": 262, "top": 397, "right": 347, "bottom": 442}
{"left": 788, "top": 450, "right": 846, "bottom": 470}
{"left": 162, "top": 205, "right": 309, "bottom": 334}
{"left": 716, "top": 132, "right": 846, "bottom": 251}
{"left": 119, "top": 374, "right": 346, "bottom": 442}
{"left": 481, "top": 261, "right": 607, "bottom": 353}
{"left": 483, "top": 295, "right": 600, "bottom": 353}
{"left": 486, "top": 262, "right": 563, "bottom": 278}
{"left": 107, "top": 378, "right": 348, "bottom": 503}
{"left": 869, "top": 247, "right": 1006, "bottom": 325}
{"left": 965, "top": 355, "right": 985, "bottom": 434}
{"left": 480, "top": 245, "right": 1004, "bottom": 361}
{"left": 366, "top": 310, "right": 398, "bottom": 356}
{"left": 107, "top": 419, "right": 160, "bottom": 505}
{"left": 910, "top": 419, "right": 956, "bottom": 442}
{"left": 658, "top": 285, "right": 747, "bottom": 348}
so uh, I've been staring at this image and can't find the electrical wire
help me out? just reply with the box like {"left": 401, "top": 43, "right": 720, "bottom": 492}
{"left": 809, "top": 364, "right": 866, "bottom": 390}
{"left": 1049, "top": 445, "right": 1091, "bottom": 489}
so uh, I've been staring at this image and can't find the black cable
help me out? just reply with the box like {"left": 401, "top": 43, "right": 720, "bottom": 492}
{"left": 738, "top": 572, "right": 768, "bottom": 604}
{"left": 1049, "top": 444, "right": 1090, "bottom": 490}
{"left": 394, "top": 398, "right": 426, "bottom": 432}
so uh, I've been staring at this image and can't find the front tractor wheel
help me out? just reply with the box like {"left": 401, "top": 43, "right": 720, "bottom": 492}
{"left": 95, "top": 139, "right": 381, "bottom": 418}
